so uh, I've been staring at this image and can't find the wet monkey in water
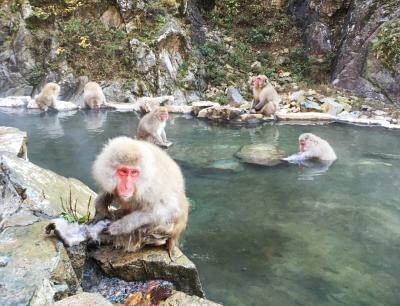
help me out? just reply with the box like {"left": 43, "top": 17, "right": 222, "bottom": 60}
{"left": 92, "top": 136, "right": 188, "bottom": 259}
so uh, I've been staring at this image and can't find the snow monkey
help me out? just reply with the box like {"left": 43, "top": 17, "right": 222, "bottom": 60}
{"left": 92, "top": 136, "right": 188, "bottom": 259}
{"left": 284, "top": 133, "right": 337, "bottom": 162}
{"left": 250, "top": 75, "right": 281, "bottom": 116}
{"left": 83, "top": 81, "right": 106, "bottom": 109}
{"left": 35, "top": 82, "right": 60, "bottom": 111}
{"left": 137, "top": 107, "right": 172, "bottom": 148}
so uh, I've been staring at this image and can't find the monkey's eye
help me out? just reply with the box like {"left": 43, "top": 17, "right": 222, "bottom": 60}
{"left": 130, "top": 169, "right": 141, "bottom": 177}
{"left": 117, "top": 168, "right": 129, "bottom": 176}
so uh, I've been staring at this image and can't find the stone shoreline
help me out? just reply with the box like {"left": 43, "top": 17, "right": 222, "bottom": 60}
{"left": 1, "top": 95, "right": 400, "bottom": 130}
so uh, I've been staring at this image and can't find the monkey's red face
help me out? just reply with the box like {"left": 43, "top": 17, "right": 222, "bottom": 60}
{"left": 254, "top": 76, "right": 265, "bottom": 88}
{"left": 159, "top": 111, "right": 168, "bottom": 122}
{"left": 299, "top": 139, "right": 306, "bottom": 152}
{"left": 115, "top": 165, "right": 141, "bottom": 199}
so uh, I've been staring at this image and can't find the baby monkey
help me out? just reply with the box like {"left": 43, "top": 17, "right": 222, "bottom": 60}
{"left": 137, "top": 107, "right": 172, "bottom": 148}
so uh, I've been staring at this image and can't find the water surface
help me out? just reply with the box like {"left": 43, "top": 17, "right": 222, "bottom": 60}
{"left": 1, "top": 110, "right": 400, "bottom": 306}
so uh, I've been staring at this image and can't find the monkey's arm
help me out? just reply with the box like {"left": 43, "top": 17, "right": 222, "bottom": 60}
{"left": 253, "top": 100, "right": 266, "bottom": 111}
{"left": 107, "top": 207, "right": 175, "bottom": 236}
{"left": 92, "top": 192, "right": 114, "bottom": 221}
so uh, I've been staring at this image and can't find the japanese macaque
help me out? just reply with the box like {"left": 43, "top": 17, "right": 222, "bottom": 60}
{"left": 35, "top": 82, "right": 60, "bottom": 111}
{"left": 92, "top": 136, "right": 188, "bottom": 258}
{"left": 284, "top": 133, "right": 337, "bottom": 163}
{"left": 250, "top": 75, "right": 281, "bottom": 116}
{"left": 137, "top": 107, "right": 172, "bottom": 148}
{"left": 83, "top": 81, "right": 106, "bottom": 109}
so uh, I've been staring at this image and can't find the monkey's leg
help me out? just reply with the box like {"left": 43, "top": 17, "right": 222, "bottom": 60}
{"left": 166, "top": 238, "right": 179, "bottom": 262}
{"left": 253, "top": 100, "right": 265, "bottom": 112}
{"left": 92, "top": 192, "right": 114, "bottom": 222}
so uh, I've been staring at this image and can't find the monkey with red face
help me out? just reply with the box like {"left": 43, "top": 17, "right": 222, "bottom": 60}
{"left": 250, "top": 75, "right": 281, "bottom": 116}
{"left": 137, "top": 107, "right": 172, "bottom": 148}
{"left": 92, "top": 136, "right": 188, "bottom": 259}
{"left": 284, "top": 133, "right": 337, "bottom": 163}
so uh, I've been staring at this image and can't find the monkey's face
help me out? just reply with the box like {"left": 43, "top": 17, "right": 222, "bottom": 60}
{"left": 254, "top": 75, "right": 267, "bottom": 88}
{"left": 158, "top": 111, "right": 169, "bottom": 122}
{"left": 299, "top": 133, "right": 317, "bottom": 152}
{"left": 115, "top": 165, "right": 141, "bottom": 200}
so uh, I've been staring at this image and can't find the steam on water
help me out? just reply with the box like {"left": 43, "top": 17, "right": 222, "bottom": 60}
{"left": 2, "top": 110, "right": 400, "bottom": 306}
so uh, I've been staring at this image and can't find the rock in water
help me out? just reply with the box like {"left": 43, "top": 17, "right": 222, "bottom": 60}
{"left": 235, "top": 144, "right": 284, "bottom": 166}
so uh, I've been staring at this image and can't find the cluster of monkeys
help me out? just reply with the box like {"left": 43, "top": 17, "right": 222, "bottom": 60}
{"left": 35, "top": 81, "right": 107, "bottom": 111}
{"left": 45, "top": 77, "right": 337, "bottom": 259}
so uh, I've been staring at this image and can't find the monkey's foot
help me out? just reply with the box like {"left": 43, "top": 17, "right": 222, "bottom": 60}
{"left": 168, "top": 246, "right": 182, "bottom": 262}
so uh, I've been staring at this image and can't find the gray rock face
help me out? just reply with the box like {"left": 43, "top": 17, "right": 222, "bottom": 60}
{"left": 226, "top": 86, "right": 246, "bottom": 107}
{"left": 0, "top": 126, "right": 27, "bottom": 159}
{"left": 304, "top": 22, "right": 332, "bottom": 55}
{"left": 332, "top": 1, "right": 400, "bottom": 104}
{"left": 235, "top": 144, "right": 284, "bottom": 167}
{"left": 102, "top": 81, "right": 136, "bottom": 104}
{"left": 90, "top": 246, "right": 204, "bottom": 297}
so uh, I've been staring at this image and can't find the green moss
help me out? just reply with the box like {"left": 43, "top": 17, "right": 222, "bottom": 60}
{"left": 372, "top": 20, "right": 400, "bottom": 69}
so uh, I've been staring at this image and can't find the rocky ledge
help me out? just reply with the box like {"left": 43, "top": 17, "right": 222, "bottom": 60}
{"left": 0, "top": 126, "right": 219, "bottom": 306}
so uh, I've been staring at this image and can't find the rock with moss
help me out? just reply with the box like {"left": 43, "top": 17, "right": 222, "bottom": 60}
{"left": 90, "top": 246, "right": 204, "bottom": 297}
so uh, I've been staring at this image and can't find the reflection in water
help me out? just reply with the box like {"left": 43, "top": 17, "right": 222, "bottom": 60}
{"left": 37, "top": 112, "right": 65, "bottom": 138}
{"left": 296, "top": 159, "right": 336, "bottom": 181}
{"left": 1, "top": 111, "right": 400, "bottom": 306}
{"left": 83, "top": 110, "right": 108, "bottom": 132}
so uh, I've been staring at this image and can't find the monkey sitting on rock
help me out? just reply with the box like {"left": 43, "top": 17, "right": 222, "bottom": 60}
{"left": 46, "top": 137, "right": 188, "bottom": 260}
{"left": 137, "top": 107, "right": 173, "bottom": 148}
{"left": 249, "top": 75, "right": 281, "bottom": 116}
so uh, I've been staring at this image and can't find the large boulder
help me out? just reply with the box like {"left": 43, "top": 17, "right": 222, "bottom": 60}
{"left": 235, "top": 144, "right": 284, "bottom": 167}
{"left": 90, "top": 246, "right": 204, "bottom": 298}
{"left": 55, "top": 292, "right": 113, "bottom": 306}
{"left": 197, "top": 106, "right": 243, "bottom": 121}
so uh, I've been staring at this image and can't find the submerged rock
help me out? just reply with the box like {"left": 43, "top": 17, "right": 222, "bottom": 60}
{"left": 235, "top": 144, "right": 284, "bottom": 166}
{"left": 90, "top": 246, "right": 204, "bottom": 298}
{"left": 55, "top": 292, "right": 112, "bottom": 306}
{"left": 0, "top": 126, "right": 27, "bottom": 159}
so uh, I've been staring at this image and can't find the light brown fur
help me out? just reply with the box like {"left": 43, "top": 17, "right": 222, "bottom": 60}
{"left": 299, "top": 133, "right": 337, "bottom": 161}
{"left": 137, "top": 107, "right": 172, "bottom": 148}
{"left": 83, "top": 82, "right": 106, "bottom": 109}
{"left": 35, "top": 82, "right": 60, "bottom": 111}
{"left": 250, "top": 75, "right": 281, "bottom": 116}
{"left": 92, "top": 137, "right": 188, "bottom": 258}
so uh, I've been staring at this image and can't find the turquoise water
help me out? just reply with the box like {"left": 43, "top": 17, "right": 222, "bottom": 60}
{"left": 1, "top": 110, "right": 400, "bottom": 306}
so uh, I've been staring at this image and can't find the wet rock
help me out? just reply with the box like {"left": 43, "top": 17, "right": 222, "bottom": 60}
{"left": 137, "top": 96, "right": 175, "bottom": 112}
{"left": 55, "top": 292, "right": 112, "bottom": 306}
{"left": 107, "top": 102, "right": 139, "bottom": 112}
{"left": 197, "top": 106, "right": 243, "bottom": 121}
{"left": 235, "top": 144, "right": 284, "bottom": 167}
{"left": 0, "top": 96, "right": 32, "bottom": 108}
{"left": 0, "top": 222, "right": 80, "bottom": 305}
{"left": 0, "top": 126, "right": 27, "bottom": 159}
{"left": 191, "top": 101, "right": 219, "bottom": 116}
{"left": 160, "top": 291, "right": 222, "bottom": 306}
{"left": 240, "top": 113, "right": 264, "bottom": 122}
{"left": 27, "top": 99, "right": 79, "bottom": 111}
{"left": 300, "top": 100, "right": 322, "bottom": 112}
{"left": 226, "top": 87, "right": 246, "bottom": 107}
{"left": 321, "top": 100, "right": 344, "bottom": 116}
{"left": 0, "top": 153, "right": 95, "bottom": 217}
{"left": 90, "top": 246, "right": 204, "bottom": 297}
{"left": 276, "top": 111, "right": 335, "bottom": 121}
{"left": 165, "top": 105, "right": 193, "bottom": 114}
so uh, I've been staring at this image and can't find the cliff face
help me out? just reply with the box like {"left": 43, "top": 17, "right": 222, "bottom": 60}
{"left": 288, "top": 0, "right": 400, "bottom": 104}
{"left": 0, "top": 0, "right": 399, "bottom": 104}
